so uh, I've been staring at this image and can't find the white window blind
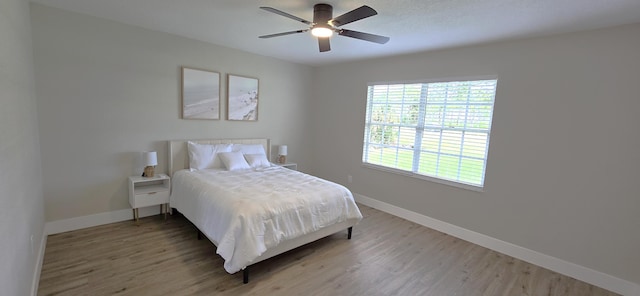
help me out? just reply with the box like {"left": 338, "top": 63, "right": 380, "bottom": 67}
{"left": 363, "top": 79, "right": 497, "bottom": 188}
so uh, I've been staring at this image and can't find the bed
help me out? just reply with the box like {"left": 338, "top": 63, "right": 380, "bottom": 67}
{"left": 167, "top": 138, "right": 363, "bottom": 283}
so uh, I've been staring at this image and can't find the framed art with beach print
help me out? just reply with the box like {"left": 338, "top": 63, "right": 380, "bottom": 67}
{"left": 227, "top": 74, "right": 259, "bottom": 121}
{"left": 181, "top": 67, "right": 220, "bottom": 120}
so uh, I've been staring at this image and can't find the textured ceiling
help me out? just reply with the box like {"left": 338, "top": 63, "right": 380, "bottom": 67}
{"left": 30, "top": 0, "right": 640, "bottom": 66}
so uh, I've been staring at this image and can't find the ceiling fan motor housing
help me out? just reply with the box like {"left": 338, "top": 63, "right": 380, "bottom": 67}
{"left": 313, "top": 4, "right": 333, "bottom": 26}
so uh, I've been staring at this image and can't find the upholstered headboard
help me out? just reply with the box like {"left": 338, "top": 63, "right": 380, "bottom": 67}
{"left": 167, "top": 138, "right": 270, "bottom": 177}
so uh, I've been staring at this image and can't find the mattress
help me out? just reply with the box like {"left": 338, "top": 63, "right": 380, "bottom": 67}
{"left": 170, "top": 166, "right": 363, "bottom": 273}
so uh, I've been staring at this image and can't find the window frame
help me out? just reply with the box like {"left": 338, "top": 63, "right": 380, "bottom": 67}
{"left": 362, "top": 75, "right": 498, "bottom": 191}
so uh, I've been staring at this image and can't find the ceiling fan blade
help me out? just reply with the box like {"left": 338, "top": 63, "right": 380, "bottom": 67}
{"left": 259, "top": 30, "right": 308, "bottom": 39}
{"left": 330, "top": 5, "right": 377, "bottom": 27}
{"left": 318, "top": 37, "right": 331, "bottom": 52}
{"left": 260, "top": 7, "right": 312, "bottom": 25}
{"left": 338, "top": 29, "right": 390, "bottom": 44}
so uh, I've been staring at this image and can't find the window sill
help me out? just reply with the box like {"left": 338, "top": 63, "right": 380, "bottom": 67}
{"left": 361, "top": 163, "right": 485, "bottom": 192}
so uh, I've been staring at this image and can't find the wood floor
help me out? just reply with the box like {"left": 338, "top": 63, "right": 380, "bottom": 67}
{"left": 38, "top": 204, "right": 618, "bottom": 296}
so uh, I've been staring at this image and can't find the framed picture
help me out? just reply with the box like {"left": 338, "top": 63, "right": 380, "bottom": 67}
{"left": 227, "top": 74, "right": 259, "bottom": 121}
{"left": 181, "top": 67, "right": 220, "bottom": 120}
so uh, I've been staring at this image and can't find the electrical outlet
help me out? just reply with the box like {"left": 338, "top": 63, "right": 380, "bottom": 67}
{"left": 348, "top": 175, "right": 353, "bottom": 183}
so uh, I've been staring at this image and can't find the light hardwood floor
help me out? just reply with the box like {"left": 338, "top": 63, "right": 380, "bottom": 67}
{"left": 38, "top": 205, "right": 618, "bottom": 296}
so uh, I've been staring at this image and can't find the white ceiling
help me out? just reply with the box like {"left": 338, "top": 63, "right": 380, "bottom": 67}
{"left": 30, "top": 0, "right": 640, "bottom": 66}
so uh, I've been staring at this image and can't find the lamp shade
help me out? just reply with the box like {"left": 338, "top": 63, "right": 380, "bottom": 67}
{"left": 143, "top": 151, "right": 158, "bottom": 166}
{"left": 278, "top": 145, "right": 288, "bottom": 156}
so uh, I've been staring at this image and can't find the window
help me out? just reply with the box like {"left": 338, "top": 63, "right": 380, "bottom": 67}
{"left": 362, "top": 78, "right": 497, "bottom": 188}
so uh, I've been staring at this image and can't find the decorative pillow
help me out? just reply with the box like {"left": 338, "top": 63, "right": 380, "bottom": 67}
{"left": 232, "top": 144, "right": 266, "bottom": 156}
{"left": 244, "top": 153, "right": 271, "bottom": 168}
{"left": 187, "top": 142, "right": 233, "bottom": 170}
{"left": 218, "top": 152, "right": 251, "bottom": 171}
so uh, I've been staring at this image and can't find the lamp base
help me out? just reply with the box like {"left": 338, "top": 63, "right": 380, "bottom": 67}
{"left": 142, "top": 166, "right": 155, "bottom": 177}
{"left": 278, "top": 155, "right": 286, "bottom": 164}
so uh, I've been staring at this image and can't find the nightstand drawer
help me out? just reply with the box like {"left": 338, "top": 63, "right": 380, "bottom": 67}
{"left": 132, "top": 190, "right": 169, "bottom": 208}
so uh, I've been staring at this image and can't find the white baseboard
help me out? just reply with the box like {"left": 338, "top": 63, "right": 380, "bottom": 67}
{"left": 353, "top": 193, "right": 640, "bottom": 296}
{"left": 44, "top": 206, "right": 162, "bottom": 235}
{"left": 30, "top": 231, "right": 47, "bottom": 296}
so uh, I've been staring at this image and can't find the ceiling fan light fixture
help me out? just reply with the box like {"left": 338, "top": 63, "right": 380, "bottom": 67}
{"left": 311, "top": 26, "right": 333, "bottom": 37}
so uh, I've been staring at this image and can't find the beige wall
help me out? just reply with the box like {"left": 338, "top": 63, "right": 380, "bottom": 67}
{"left": 31, "top": 4, "right": 314, "bottom": 221}
{"left": 0, "top": 0, "right": 45, "bottom": 295}
{"left": 310, "top": 24, "right": 640, "bottom": 285}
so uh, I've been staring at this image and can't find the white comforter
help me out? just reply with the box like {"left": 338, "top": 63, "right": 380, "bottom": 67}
{"left": 170, "top": 166, "right": 363, "bottom": 273}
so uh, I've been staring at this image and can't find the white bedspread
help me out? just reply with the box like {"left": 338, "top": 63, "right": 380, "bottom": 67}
{"left": 170, "top": 166, "right": 363, "bottom": 273}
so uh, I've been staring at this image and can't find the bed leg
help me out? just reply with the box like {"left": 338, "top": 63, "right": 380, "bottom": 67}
{"left": 348, "top": 227, "right": 353, "bottom": 240}
{"left": 197, "top": 229, "right": 203, "bottom": 240}
{"left": 243, "top": 268, "right": 249, "bottom": 284}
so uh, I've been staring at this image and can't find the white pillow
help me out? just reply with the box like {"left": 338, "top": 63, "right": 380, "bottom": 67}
{"left": 218, "top": 152, "right": 251, "bottom": 171}
{"left": 232, "top": 144, "right": 266, "bottom": 156}
{"left": 187, "top": 142, "right": 233, "bottom": 170}
{"left": 244, "top": 153, "right": 271, "bottom": 168}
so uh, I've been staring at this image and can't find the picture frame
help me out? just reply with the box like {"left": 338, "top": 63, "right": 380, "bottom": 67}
{"left": 181, "top": 67, "right": 220, "bottom": 120}
{"left": 227, "top": 74, "right": 259, "bottom": 121}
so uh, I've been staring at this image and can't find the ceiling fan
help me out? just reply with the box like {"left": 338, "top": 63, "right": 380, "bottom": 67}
{"left": 259, "top": 4, "right": 390, "bottom": 52}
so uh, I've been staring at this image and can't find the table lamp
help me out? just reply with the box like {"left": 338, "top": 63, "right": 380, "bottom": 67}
{"left": 142, "top": 151, "right": 158, "bottom": 177}
{"left": 278, "top": 145, "right": 287, "bottom": 164}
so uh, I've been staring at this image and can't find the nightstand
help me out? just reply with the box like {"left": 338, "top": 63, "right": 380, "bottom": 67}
{"left": 274, "top": 162, "right": 297, "bottom": 170}
{"left": 128, "top": 174, "right": 170, "bottom": 222}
